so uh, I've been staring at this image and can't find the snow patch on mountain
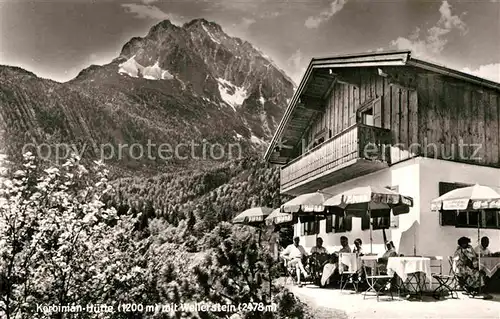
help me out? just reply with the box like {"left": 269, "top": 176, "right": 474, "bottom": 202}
{"left": 118, "top": 56, "right": 144, "bottom": 78}
{"left": 216, "top": 78, "right": 248, "bottom": 111}
{"left": 202, "top": 23, "right": 221, "bottom": 44}
{"left": 119, "top": 58, "right": 174, "bottom": 80}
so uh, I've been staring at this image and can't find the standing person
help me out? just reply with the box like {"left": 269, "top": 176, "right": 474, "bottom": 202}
{"left": 281, "top": 236, "right": 309, "bottom": 286}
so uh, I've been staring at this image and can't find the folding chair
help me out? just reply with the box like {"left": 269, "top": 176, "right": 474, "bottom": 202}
{"left": 339, "top": 253, "right": 359, "bottom": 293}
{"left": 362, "top": 258, "right": 394, "bottom": 301}
{"left": 432, "top": 256, "right": 459, "bottom": 299}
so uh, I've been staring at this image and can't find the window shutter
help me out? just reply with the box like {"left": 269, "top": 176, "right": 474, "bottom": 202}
{"left": 438, "top": 182, "right": 473, "bottom": 226}
{"left": 326, "top": 215, "right": 333, "bottom": 233}
{"left": 345, "top": 216, "right": 353, "bottom": 231}
{"left": 314, "top": 220, "right": 320, "bottom": 234}
{"left": 361, "top": 214, "right": 370, "bottom": 230}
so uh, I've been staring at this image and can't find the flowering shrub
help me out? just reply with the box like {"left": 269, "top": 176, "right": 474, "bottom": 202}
{"left": 0, "top": 153, "right": 146, "bottom": 318}
{"left": 0, "top": 153, "right": 310, "bottom": 319}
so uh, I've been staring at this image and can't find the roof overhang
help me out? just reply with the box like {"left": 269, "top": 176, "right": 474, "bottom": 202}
{"left": 264, "top": 50, "right": 500, "bottom": 163}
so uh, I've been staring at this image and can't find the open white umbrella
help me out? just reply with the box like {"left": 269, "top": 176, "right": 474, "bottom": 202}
{"left": 431, "top": 184, "right": 500, "bottom": 211}
{"left": 431, "top": 183, "right": 500, "bottom": 293}
{"left": 265, "top": 208, "right": 295, "bottom": 227}
{"left": 324, "top": 186, "right": 414, "bottom": 253}
{"left": 280, "top": 191, "right": 332, "bottom": 214}
{"left": 233, "top": 207, "right": 273, "bottom": 225}
{"left": 233, "top": 207, "right": 273, "bottom": 245}
{"left": 280, "top": 191, "right": 333, "bottom": 240}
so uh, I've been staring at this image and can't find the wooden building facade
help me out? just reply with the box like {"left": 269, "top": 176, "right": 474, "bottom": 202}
{"left": 265, "top": 51, "right": 500, "bottom": 196}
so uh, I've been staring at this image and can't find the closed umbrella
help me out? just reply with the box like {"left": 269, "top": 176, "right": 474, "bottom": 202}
{"left": 324, "top": 186, "right": 413, "bottom": 253}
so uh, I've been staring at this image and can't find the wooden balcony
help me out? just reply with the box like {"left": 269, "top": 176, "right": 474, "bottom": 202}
{"left": 280, "top": 124, "right": 393, "bottom": 195}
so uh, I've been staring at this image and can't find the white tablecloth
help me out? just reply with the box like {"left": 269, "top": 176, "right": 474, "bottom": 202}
{"left": 339, "top": 253, "right": 359, "bottom": 272}
{"left": 479, "top": 257, "right": 500, "bottom": 278}
{"left": 387, "top": 257, "right": 432, "bottom": 282}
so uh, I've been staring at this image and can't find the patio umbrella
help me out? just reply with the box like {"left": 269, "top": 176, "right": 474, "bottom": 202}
{"left": 233, "top": 207, "right": 273, "bottom": 245}
{"left": 280, "top": 191, "right": 334, "bottom": 239}
{"left": 280, "top": 191, "right": 332, "bottom": 214}
{"left": 265, "top": 208, "right": 295, "bottom": 227}
{"left": 323, "top": 186, "right": 414, "bottom": 253}
{"left": 430, "top": 184, "right": 500, "bottom": 212}
{"left": 233, "top": 207, "right": 273, "bottom": 226}
{"left": 431, "top": 183, "right": 500, "bottom": 291}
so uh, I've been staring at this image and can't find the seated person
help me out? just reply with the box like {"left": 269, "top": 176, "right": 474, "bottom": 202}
{"left": 311, "top": 237, "right": 328, "bottom": 255}
{"left": 474, "top": 236, "right": 492, "bottom": 257}
{"left": 376, "top": 241, "right": 398, "bottom": 274}
{"left": 281, "top": 236, "right": 309, "bottom": 286}
{"left": 320, "top": 236, "right": 351, "bottom": 286}
{"left": 309, "top": 237, "right": 329, "bottom": 282}
{"left": 353, "top": 238, "right": 364, "bottom": 256}
{"left": 454, "top": 236, "right": 492, "bottom": 299}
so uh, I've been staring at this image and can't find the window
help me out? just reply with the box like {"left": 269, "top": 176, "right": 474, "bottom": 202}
{"left": 484, "top": 211, "right": 500, "bottom": 229}
{"left": 438, "top": 182, "right": 500, "bottom": 229}
{"left": 360, "top": 107, "right": 374, "bottom": 126}
{"left": 361, "top": 214, "right": 370, "bottom": 230}
{"left": 372, "top": 216, "right": 390, "bottom": 230}
{"left": 326, "top": 215, "right": 352, "bottom": 233}
{"left": 301, "top": 220, "right": 319, "bottom": 236}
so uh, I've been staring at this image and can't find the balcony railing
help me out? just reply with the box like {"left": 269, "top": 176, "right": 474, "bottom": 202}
{"left": 280, "top": 124, "right": 392, "bottom": 193}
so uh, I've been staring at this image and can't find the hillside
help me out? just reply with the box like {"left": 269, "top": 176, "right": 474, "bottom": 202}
{"left": 0, "top": 18, "right": 294, "bottom": 176}
{"left": 109, "top": 158, "right": 293, "bottom": 249}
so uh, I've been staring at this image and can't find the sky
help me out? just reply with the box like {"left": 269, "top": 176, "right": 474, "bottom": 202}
{"left": 0, "top": 0, "right": 499, "bottom": 84}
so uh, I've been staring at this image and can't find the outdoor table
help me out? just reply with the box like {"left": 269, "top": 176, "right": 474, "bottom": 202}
{"left": 387, "top": 257, "right": 431, "bottom": 299}
{"left": 340, "top": 253, "right": 360, "bottom": 272}
{"left": 479, "top": 257, "right": 500, "bottom": 278}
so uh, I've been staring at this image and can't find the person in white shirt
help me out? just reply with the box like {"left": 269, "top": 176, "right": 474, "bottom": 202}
{"left": 281, "top": 236, "right": 309, "bottom": 285}
{"left": 320, "top": 236, "right": 351, "bottom": 286}
{"left": 474, "top": 236, "right": 492, "bottom": 257}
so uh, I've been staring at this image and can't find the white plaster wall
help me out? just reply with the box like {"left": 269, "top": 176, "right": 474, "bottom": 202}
{"left": 290, "top": 157, "right": 500, "bottom": 288}
{"left": 417, "top": 158, "right": 500, "bottom": 274}
{"left": 292, "top": 157, "right": 500, "bottom": 265}
{"left": 294, "top": 158, "right": 421, "bottom": 256}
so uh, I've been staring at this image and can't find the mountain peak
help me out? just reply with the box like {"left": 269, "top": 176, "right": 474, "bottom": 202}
{"left": 184, "top": 18, "right": 221, "bottom": 30}
{"left": 149, "top": 19, "right": 177, "bottom": 33}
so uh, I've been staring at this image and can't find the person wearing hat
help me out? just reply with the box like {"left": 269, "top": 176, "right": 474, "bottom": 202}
{"left": 453, "top": 236, "right": 492, "bottom": 299}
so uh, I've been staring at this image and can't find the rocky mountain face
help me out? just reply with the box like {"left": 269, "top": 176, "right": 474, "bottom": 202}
{"left": 0, "top": 19, "right": 294, "bottom": 175}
